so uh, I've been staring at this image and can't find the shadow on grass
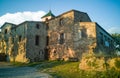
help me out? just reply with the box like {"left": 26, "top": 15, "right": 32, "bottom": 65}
{"left": 35, "top": 61, "right": 71, "bottom": 69}
{"left": 11, "top": 60, "right": 71, "bottom": 68}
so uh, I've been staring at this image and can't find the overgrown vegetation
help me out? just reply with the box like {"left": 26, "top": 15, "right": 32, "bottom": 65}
{"left": 20, "top": 61, "right": 119, "bottom": 78}
{"left": 111, "top": 33, "right": 120, "bottom": 44}
{"left": 11, "top": 61, "right": 43, "bottom": 67}
{"left": 115, "top": 58, "right": 120, "bottom": 68}
{"left": 12, "top": 60, "right": 120, "bottom": 78}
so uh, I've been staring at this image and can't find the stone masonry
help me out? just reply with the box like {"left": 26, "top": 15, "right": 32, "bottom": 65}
{"left": 0, "top": 9, "right": 116, "bottom": 62}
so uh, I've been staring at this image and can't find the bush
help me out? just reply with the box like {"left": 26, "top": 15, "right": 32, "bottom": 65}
{"left": 115, "top": 58, "right": 120, "bottom": 68}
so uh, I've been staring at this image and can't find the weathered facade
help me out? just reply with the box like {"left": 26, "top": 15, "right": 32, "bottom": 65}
{"left": 0, "top": 9, "right": 116, "bottom": 62}
{"left": 0, "top": 22, "right": 47, "bottom": 62}
{"left": 46, "top": 10, "right": 115, "bottom": 60}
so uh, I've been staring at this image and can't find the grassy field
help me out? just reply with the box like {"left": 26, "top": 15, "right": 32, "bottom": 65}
{"left": 12, "top": 61, "right": 120, "bottom": 78}
{"left": 37, "top": 61, "right": 120, "bottom": 78}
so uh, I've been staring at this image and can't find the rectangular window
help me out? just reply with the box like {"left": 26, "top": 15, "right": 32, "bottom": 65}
{"left": 46, "top": 23, "right": 49, "bottom": 30}
{"left": 19, "top": 35, "right": 22, "bottom": 42}
{"left": 36, "top": 24, "right": 40, "bottom": 29}
{"left": 59, "top": 18, "right": 64, "bottom": 26}
{"left": 4, "top": 29, "right": 7, "bottom": 34}
{"left": 46, "top": 36, "right": 49, "bottom": 45}
{"left": 78, "top": 29, "right": 81, "bottom": 39}
{"left": 59, "top": 33, "right": 65, "bottom": 44}
{"left": 100, "top": 32, "right": 104, "bottom": 45}
{"left": 35, "top": 35, "right": 39, "bottom": 46}
{"left": 12, "top": 38, "right": 14, "bottom": 43}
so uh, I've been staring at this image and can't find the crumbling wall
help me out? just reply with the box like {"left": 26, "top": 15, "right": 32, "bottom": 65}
{"left": 48, "top": 11, "right": 75, "bottom": 60}
{"left": 0, "top": 23, "right": 15, "bottom": 61}
{"left": 48, "top": 11, "right": 97, "bottom": 61}
{"left": 74, "top": 22, "right": 97, "bottom": 59}
{"left": 74, "top": 10, "right": 92, "bottom": 22}
{"left": 15, "top": 38, "right": 28, "bottom": 62}
{"left": 79, "top": 53, "right": 106, "bottom": 71}
{"left": 79, "top": 53, "right": 120, "bottom": 71}
{"left": 26, "top": 22, "right": 47, "bottom": 62}
{"left": 96, "top": 23, "right": 115, "bottom": 54}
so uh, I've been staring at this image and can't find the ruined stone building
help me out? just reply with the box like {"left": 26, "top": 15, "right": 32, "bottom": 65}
{"left": 0, "top": 22, "right": 47, "bottom": 62}
{"left": 0, "top": 10, "right": 116, "bottom": 62}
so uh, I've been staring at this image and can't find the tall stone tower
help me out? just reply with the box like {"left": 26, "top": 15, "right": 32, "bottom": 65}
{"left": 41, "top": 10, "right": 55, "bottom": 60}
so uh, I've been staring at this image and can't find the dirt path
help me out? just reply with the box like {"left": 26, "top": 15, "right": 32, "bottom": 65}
{"left": 0, "top": 62, "right": 52, "bottom": 78}
{"left": 0, "top": 62, "right": 13, "bottom": 68}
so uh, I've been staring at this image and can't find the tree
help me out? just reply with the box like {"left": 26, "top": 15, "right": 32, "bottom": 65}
{"left": 111, "top": 33, "right": 120, "bottom": 44}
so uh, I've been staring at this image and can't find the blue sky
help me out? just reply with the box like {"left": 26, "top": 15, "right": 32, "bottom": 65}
{"left": 0, "top": 0, "right": 120, "bottom": 33}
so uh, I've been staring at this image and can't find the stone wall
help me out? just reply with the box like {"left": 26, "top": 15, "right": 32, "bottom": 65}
{"left": 96, "top": 23, "right": 115, "bottom": 54}
{"left": 0, "top": 10, "right": 116, "bottom": 62}
{"left": 47, "top": 10, "right": 96, "bottom": 61}
{"left": 47, "top": 11, "right": 74, "bottom": 60}
{"left": 0, "top": 21, "right": 47, "bottom": 62}
{"left": 79, "top": 53, "right": 120, "bottom": 71}
{"left": 0, "top": 32, "right": 3, "bottom": 53}
{"left": 74, "top": 10, "right": 91, "bottom": 22}
{"left": 8, "top": 22, "right": 28, "bottom": 62}
{"left": 0, "top": 23, "right": 16, "bottom": 62}
{"left": 72, "top": 22, "right": 97, "bottom": 60}
{"left": 26, "top": 21, "right": 47, "bottom": 62}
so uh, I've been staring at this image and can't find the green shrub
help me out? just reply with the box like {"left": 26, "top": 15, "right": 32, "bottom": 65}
{"left": 115, "top": 59, "right": 120, "bottom": 68}
{"left": 87, "top": 61, "right": 97, "bottom": 67}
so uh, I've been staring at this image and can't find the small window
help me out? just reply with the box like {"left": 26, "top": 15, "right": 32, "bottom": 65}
{"left": 46, "top": 23, "right": 49, "bottom": 30}
{"left": 46, "top": 36, "right": 49, "bottom": 45}
{"left": 35, "top": 35, "right": 39, "bottom": 46}
{"left": 19, "top": 35, "right": 22, "bottom": 42}
{"left": 45, "top": 18, "right": 49, "bottom": 21}
{"left": 99, "top": 32, "right": 104, "bottom": 45}
{"left": 12, "top": 48, "right": 14, "bottom": 51}
{"left": 36, "top": 24, "right": 40, "bottom": 29}
{"left": 41, "top": 51, "right": 44, "bottom": 54}
{"left": 104, "top": 35, "right": 107, "bottom": 41}
{"left": 78, "top": 29, "right": 81, "bottom": 39}
{"left": 80, "top": 20, "right": 82, "bottom": 22}
{"left": 4, "top": 29, "right": 7, "bottom": 34}
{"left": 54, "top": 50, "right": 56, "bottom": 54}
{"left": 59, "top": 33, "right": 65, "bottom": 44}
{"left": 12, "top": 38, "right": 14, "bottom": 43}
{"left": 59, "top": 18, "right": 64, "bottom": 26}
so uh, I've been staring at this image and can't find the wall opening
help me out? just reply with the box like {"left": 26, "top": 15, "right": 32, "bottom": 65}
{"left": 35, "top": 35, "right": 39, "bottom": 46}
{"left": 36, "top": 24, "right": 40, "bottom": 29}
{"left": 4, "top": 29, "right": 7, "bottom": 34}
{"left": 19, "top": 35, "right": 22, "bottom": 42}
{"left": 59, "top": 33, "right": 65, "bottom": 44}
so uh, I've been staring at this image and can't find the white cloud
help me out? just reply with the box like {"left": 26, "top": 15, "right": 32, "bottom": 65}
{"left": 107, "top": 27, "right": 120, "bottom": 34}
{"left": 0, "top": 11, "right": 46, "bottom": 27}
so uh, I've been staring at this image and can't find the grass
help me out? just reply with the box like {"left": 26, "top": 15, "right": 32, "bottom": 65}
{"left": 115, "top": 58, "right": 120, "bottom": 68}
{"left": 37, "top": 61, "right": 82, "bottom": 78}
{"left": 11, "top": 61, "right": 43, "bottom": 67}
{"left": 33, "top": 61, "right": 120, "bottom": 78}
{"left": 37, "top": 61, "right": 120, "bottom": 78}
{"left": 11, "top": 61, "right": 120, "bottom": 78}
